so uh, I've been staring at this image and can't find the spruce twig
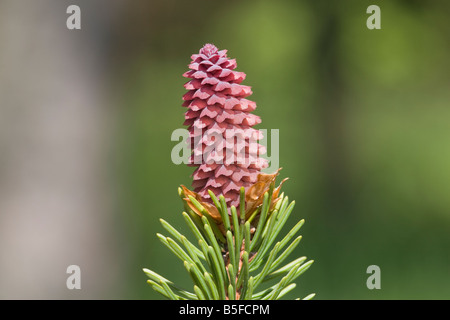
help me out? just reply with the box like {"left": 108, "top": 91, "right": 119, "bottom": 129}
{"left": 142, "top": 44, "right": 315, "bottom": 300}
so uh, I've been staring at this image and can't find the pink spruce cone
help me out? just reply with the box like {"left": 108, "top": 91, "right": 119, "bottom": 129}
{"left": 182, "top": 44, "right": 268, "bottom": 209}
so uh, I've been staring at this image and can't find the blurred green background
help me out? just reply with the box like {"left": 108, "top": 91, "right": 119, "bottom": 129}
{"left": 0, "top": 0, "right": 449, "bottom": 299}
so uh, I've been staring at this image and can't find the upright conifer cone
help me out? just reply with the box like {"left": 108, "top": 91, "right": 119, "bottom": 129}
{"left": 182, "top": 44, "right": 268, "bottom": 209}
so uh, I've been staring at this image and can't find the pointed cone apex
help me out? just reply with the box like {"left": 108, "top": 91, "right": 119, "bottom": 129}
{"left": 200, "top": 43, "right": 218, "bottom": 57}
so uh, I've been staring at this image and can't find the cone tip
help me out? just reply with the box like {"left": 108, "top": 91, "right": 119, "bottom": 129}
{"left": 200, "top": 43, "right": 218, "bottom": 57}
